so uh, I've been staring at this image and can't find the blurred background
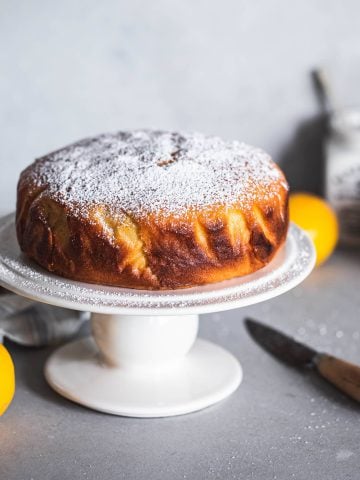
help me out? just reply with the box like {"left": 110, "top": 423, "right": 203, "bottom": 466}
{"left": 1, "top": 0, "right": 360, "bottom": 214}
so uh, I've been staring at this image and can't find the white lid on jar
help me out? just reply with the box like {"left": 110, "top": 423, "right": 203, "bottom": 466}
{"left": 330, "top": 108, "right": 360, "bottom": 141}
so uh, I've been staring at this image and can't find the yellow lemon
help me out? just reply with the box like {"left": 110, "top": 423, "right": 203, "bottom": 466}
{"left": 0, "top": 343, "right": 15, "bottom": 415}
{"left": 289, "top": 193, "right": 338, "bottom": 266}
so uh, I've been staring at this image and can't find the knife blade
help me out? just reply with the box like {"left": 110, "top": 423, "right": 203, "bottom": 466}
{"left": 245, "top": 318, "right": 360, "bottom": 403}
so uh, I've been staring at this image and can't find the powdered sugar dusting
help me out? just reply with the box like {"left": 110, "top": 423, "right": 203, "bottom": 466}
{"left": 25, "top": 130, "right": 285, "bottom": 218}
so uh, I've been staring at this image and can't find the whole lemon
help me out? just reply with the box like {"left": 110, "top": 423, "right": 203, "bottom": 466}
{"left": 289, "top": 193, "right": 339, "bottom": 266}
{"left": 0, "top": 343, "right": 15, "bottom": 416}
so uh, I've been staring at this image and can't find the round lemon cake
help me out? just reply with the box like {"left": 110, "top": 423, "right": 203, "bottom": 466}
{"left": 16, "top": 130, "right": 289, "bottom": 289}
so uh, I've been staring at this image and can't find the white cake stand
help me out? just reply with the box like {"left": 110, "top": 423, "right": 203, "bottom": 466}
{"left": 0, "top": 214, "right": 315, "bottom": 417}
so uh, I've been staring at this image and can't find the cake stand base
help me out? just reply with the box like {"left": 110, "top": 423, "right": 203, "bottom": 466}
{"left": 45, "top": 337, "right": 242, "bottom": 417}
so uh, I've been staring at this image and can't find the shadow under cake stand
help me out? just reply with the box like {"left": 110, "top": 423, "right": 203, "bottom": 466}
{"left": 0, "top": 214, "right": 315, "bottom": 417}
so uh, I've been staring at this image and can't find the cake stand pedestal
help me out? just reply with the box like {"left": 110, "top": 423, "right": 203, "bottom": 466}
{"left": 0, "top": 214, "right": 315, "bottom": 417}
{"left": 47, "top": 313, "right": 241, "bottom": 417}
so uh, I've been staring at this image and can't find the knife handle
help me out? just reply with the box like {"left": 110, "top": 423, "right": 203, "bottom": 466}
{"left": 315, "top": 353, "right": 360, "bottom": 403}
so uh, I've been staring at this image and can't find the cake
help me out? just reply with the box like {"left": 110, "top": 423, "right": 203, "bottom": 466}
{"left": 16, "top": 130, "right": 289, "bottom": 289}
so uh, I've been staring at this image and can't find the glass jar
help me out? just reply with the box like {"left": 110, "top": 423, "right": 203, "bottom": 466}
{"left": 325, "top": 108, "right": 360, "bottom": 247}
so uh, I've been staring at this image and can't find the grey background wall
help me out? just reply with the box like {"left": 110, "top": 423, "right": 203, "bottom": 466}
{"left": 1, "top": 0, "right": 360, "bottom": 214}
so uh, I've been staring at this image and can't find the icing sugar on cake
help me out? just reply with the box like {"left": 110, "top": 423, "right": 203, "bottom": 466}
{"left": 28, "top": 130, "right": 284, "bottom": 218}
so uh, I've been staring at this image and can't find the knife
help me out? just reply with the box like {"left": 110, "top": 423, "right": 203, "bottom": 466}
{"left": 245, "top": 318, "right": 360, "bottom": 403}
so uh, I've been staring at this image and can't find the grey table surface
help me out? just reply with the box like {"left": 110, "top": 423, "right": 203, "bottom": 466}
{"left": 0, "top": 249, "right": 359, "bottom": 480}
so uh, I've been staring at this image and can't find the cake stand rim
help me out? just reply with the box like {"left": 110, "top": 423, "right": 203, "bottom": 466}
{"left": 0, "top": 213, "right": 316, "bottom": 315}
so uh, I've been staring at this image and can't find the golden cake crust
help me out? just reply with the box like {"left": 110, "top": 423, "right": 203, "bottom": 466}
{"left": 16, "top": 130, "right": 289, "bottom": 289}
